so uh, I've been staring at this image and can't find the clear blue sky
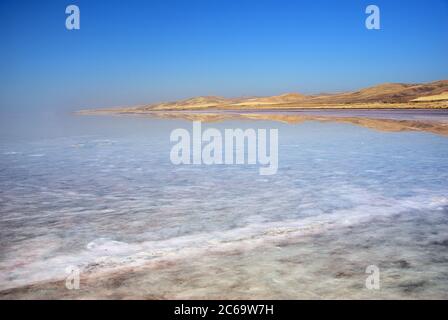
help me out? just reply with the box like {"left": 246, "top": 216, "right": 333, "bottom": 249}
{"left": 1, "top": 0, "right": 447, "bottom": 112}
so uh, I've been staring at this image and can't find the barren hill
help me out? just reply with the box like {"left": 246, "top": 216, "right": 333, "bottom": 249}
{"left": 309, "top": 80, "right": 448, "bottom": 104}
{"left": 78, "top": 80, "right": 448, "bottom": 114}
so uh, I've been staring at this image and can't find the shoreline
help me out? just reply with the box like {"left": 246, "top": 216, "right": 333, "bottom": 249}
{"left": 77, "top": 105, "right": 448, "bottom": 116}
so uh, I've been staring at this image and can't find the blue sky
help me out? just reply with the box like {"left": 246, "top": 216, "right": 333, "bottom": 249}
{"left": 1, "top": 0, "right": 447, "bottom": 112}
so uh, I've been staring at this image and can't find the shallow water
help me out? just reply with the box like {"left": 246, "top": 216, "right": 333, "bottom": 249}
{"left": 0, "top": 111, "right": 447, "bottom": 299}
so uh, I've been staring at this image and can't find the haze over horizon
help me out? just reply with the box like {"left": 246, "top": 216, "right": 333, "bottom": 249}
{"left": 1, "top": 0, "right": 448, "bottom": 113}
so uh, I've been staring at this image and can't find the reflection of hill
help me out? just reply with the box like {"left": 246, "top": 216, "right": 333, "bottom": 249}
{"left": 148, "top": 111, "right": 448, "bottom": 136}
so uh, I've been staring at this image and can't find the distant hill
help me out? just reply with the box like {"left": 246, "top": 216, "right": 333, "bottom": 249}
{"left": 78, "top": 80, "right": 448, "bottom": 113}
{"left": 310, "top": 80, "right": 448, "bottom": 104}
{"left": 149, "top": 96, "right": 234, "bottom": 110}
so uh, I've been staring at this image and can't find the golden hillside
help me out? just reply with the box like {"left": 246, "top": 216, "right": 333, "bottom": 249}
{"left": 79, "top": 79, "right": 448, "bottom": 113}
{"left": 411, "top": 92, "right": 448, "bottom": 102}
